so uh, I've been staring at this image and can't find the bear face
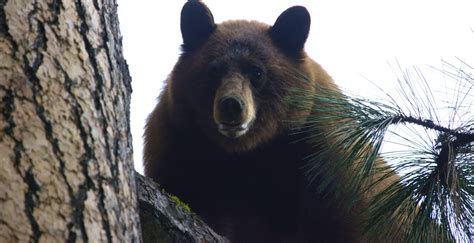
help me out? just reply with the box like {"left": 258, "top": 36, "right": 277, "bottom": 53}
{"left": 169, "top": 1, "right": 317, "bottom": 153}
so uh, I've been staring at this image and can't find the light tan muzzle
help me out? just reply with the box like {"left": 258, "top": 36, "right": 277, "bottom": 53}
{"left": 213, "top": 74, "right": 256, "bottom": 138}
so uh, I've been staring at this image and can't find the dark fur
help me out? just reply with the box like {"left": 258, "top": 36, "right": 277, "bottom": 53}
{"left": 144, "top": 1, "right": 393, "bottom": 242}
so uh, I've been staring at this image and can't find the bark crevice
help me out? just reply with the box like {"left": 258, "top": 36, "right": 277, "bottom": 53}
{"left": 0, "top": 0, "right": 18, "bottom": 52}
{"left": 74, "top": 1, "right": 115, "bottom": 242}
{"left": 61, "top": 68, "right": 94, "bottom": 243}
{"left": 98, "top": 2, "right": 121, "bottom": 192}
{"left": 3, "top": 87, "right": 40, "bottom": 242}
{"left": 24, "top": 168, "right": 42, "bottom": 243}
{"left": 19, "top": 7, "right": 49, "bottom": 242}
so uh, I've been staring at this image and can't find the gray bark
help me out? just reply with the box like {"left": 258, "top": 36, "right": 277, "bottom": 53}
{"left": 0, "top": 0, "right": 141, "bottom": 242}
{"left": 136, "top": 172, "right": 228, "bottom": 243}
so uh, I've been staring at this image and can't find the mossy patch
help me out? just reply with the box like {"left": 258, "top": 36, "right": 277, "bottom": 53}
{"left": 168, "top": 193, "right": 192, "bottom": 213}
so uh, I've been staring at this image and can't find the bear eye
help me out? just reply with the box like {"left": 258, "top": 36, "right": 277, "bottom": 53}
{"left": 249, "top": 66, "right": 265, "bottom": 90}
{"left": 250, "top": 66, "right": 263, "bottom": 80}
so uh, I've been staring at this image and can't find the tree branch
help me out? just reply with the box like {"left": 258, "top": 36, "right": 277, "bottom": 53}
{"left": 135, "top": 172, "right": 228, "bottom": 243}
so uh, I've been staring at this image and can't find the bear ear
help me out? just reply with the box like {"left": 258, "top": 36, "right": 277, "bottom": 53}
{"left": 181, "top": 0, "right": 216, "bottom": 52}
{"left": 269, "top": 6, "right": 310, "bottom": 58}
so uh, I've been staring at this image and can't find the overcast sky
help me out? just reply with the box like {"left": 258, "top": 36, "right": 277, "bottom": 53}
{"left": 117, "top": 1, "right": 474, "bottom": 174}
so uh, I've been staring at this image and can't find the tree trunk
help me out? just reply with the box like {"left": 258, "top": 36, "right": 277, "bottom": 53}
{"left": 0, "top": 0, "right": 141, "bottom": 242}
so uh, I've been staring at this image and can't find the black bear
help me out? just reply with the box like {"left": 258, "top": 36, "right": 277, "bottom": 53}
{"left": 144, "top": 1, "right": 398, "bottom": 242}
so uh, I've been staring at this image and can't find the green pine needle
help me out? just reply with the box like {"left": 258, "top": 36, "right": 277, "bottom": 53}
{"left": 286, "top": 60, "right": 474, "bottom": 242}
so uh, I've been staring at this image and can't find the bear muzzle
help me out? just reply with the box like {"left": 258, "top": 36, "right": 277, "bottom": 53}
{"left": 213, "top": 75, "right": 256, "bottom": 139}
{"left": 215, "top": 96, "right": 253, "bottom": 138}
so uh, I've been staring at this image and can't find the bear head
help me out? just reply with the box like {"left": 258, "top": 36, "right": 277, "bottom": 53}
{"left": 169, "top": 0, "right": 321, "bottom": 153}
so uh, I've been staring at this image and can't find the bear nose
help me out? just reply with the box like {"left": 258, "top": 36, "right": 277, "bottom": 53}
{"left": 219, "top": 97, "right": 244, "bottom": 125}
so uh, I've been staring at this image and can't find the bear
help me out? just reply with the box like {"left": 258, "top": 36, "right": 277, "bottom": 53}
{"left": 143, "top": 1, "right": 400, "bottom": 242}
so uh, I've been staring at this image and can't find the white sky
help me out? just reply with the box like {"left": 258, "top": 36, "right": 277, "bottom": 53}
{"left": 116, "top": 1, "right": 474, "bottom": 174}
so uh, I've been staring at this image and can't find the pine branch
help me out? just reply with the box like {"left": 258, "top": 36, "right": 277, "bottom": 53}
{"left": 288, "top": 60, "right": 474, "bottom": 242}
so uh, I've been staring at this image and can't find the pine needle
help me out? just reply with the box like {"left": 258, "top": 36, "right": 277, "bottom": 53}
{"left": 287, "top": 60, "right": 474, "bottom": 242}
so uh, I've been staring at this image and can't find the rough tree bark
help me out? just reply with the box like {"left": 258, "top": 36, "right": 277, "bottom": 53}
{"left": 136, "top": 172, "right": 228, "bottom": 243}
{"left": 0, "top": 0, "right": 141, "bottom": 242}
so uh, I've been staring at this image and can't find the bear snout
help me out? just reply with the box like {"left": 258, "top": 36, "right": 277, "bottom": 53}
{"left": 215, "top": 95, "right": 253, "bottom": 139}
{"left": 213, "top": 75, "right": 256, "bottom": 139}
{"left": 218, "top": 96, "right": 245, "bottom": 125}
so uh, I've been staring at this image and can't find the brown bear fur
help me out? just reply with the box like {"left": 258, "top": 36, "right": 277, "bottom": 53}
{"left": 144, "top": 1, "right": 399, "bottom": 242}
